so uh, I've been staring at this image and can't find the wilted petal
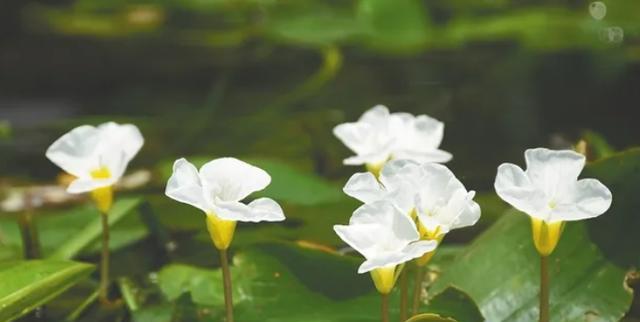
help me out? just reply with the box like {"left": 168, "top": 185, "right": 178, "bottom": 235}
{"left": 200, "top": 158, "right": 271, "bottom": 202}
{"left": 46, "top": 125, "right": 101, "bottom": 177}
{"left": 165, "top": 158, "right": 210, "bottom": 213}
{"left": 495, "top": 163, "right": 546, "bottom": 217}
{"left": 552, "top": 178, "right": 612, "bottom": 221}
{"left": 343, "top": 172, "right": 385, "bottom": 204}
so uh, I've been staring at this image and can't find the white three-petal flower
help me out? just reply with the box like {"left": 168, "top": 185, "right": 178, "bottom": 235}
{"left": 165, "top": 157, "right": 285, "bottom": 222}
{"left": 334, "top": 201, "right": 437, "bottom": 273}
{"left": 412, "top": 163, "right": 480, "bottom": 236}
{"left": 494, "top": 148, "right": 612, "bottom": 222}
{"left": 45, "top": 122, "right": 144, "bottom": 193}
{"left": 333, "top": 105, "right": 452, "bottom": 167}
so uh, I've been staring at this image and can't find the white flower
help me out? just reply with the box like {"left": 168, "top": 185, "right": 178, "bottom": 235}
{"left": 165, "top": 157, "right": 285, "bottom": 223}
{"left": 343, "top": 160, "right": 480, "bottom": 239}
{"left": 333, "top": 105, "right": 451, "bottom": 169}
{"left": 413, "top": 163, "right": 481, "bottom": 238}
{"left": 494, "top": 148, "right": 612, "bottom": 223}
{"left": 342, "top": 159, "right": 422, "bottom": 215}
{"left": 46, "top": 122, "right": 144, "bottom": 193}
{"left": 333, "top": 200, "right": 437, "bottom": 274}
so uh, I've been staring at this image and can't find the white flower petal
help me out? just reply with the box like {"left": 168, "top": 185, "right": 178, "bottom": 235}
{"left": 359, "top": 105, "right": 390, "bottom": 127}
{"left": 165, "top": 158, "right": 211, "bottom": 213}
{"left": 524, "top": 148, "right": 585, "bottom": 197}
{"left": 357, "top": 240, "right": 437, "bottom": 273}
{"left": 495, "top": 163, "right": 547, "bottom": 218}
{"left": 392, "top": 149, "right": 453, "bottom": 164}
{"left": 343, "top": 172, "right": 386, "bottom": 204}
{"left": 67, "top": 177, "right": 115, "bottom": 194}
{"left": 96, "top": 122, "right": 144, "bottom": 166}
{"left": 214, "top": 198, "right": 285, "bottom": 222}
{"left": 552, "top": 178, "right": 612, "bottom": 221}
{"left": 334, "top": 223, "right": 382, "bottom": 260}
{"left": 450, "top": 195, "right": 481, "bottom": 230}
{"left": 199, "top": 158, "right": 271, "bottom": 202}
{"left": 46, "top": 125, "right": 101, "bottom": 177}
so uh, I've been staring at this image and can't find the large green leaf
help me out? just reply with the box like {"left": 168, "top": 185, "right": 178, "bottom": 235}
{"left": 429, "top": 212, "right": 633, "bottom": 322}
{"left": 583, "top": 148, "right": 640, "bottom": 267}
{"left": 155, "top": 243, "right": 483, "bottom": 322}
{"left": 0, "top": 260, "right": 94, "bottom": 321}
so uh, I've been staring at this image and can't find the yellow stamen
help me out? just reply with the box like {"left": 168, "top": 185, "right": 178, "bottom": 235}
{"left": 416, "top": 224, "right": 444, "bottom": 267}
{"left": 366, "top": 162, "right": 385, "bottom": 179}
{"left": 206, "top": 213, "right": 237, "bottom": 250}
{"left": 531, "top": 217, "right": 564, "bottom": 256}
{"left": 370, "top": 265, "right": 397, "bottom": 294}
{"left": 90, "top": 167, "right": 113, "bottom": 214}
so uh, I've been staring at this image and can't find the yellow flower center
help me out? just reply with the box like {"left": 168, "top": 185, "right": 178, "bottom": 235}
{"left": 416, "top": 224, "right": 444, "bottom": 267}
{"left": 206, "top": 213, "right": 237, "bottom": 250}
{"left": 370, "top": 265, "right": 397, "bottom": 294}
{"left": 366, "top": 162, "right": 385, "bottom": 179}
{"left": 531, "top": 217, "right": 564, "bottom": 256}
{"left": 90, "top": 166, "right": 113, "bottom": 214}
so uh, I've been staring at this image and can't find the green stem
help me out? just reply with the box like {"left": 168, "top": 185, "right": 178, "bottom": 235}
{"left": 220, "top": 249, "right": 234, "bottom": 322}
{"left": 539, "top": 255, "right": 550, "bottom": 322}
{"left": 411, "top": 266, "right": 424, "bottom": 315}
{"left": 381, "top": 293, "right": 389, "bottom": 322}
{"left": 99, "top": 212, "right": 110, "bottom": 305}
{"left": 399, "top": 270, "right": 408, "bottom": 321}
{"left": 18, "top": 195, "right": 41, "bottom": 259}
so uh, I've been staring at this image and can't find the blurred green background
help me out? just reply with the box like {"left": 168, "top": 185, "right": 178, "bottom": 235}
{"left": 1, "top": 1, "right": 639, "bottom": 321}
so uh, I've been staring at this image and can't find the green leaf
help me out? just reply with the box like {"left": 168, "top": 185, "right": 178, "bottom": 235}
{"left": 0, "top": 197, "right": 146, "bottom": 260}
{"left": 49, "top": 197, "right": 143, "bottom": 260}
{"left": 582, "top": 130, "right": 616, "bottom": 159}
{"left": 265, "top": 5, "right": 363, "bottom": 47}
{"left": 429, "top": 212, "right": 633, "bottom": 322}
{"left": 0, "top": 260, "right": 94, "bottom": 321}
{"left": 583, "top": 148, "right": 640, "bottom": 267}
{"left": 405, "top": 313, "right": 456, "bottom": 322}
{"left": 159, "top": 156, "right": 343, "bottom": 206}
{"left": 357, "top": 0, "right": 430, "bottom": 53}
{"left": 157, "top": 243, "right": 483, "bottom": 322}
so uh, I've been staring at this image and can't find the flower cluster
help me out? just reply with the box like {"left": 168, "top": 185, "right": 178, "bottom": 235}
{"left": 333, "top": 106, "right": 480, "bottom": 294}
{"left": 333, "top": 105, "right": 451, "bottom": 175}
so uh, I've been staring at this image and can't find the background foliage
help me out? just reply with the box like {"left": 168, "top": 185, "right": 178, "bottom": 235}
{"left": 0, "top": 0, "right": 638, "bottom": 321}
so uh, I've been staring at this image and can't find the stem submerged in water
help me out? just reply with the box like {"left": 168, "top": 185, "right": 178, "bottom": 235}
{"left": 220, "top": 249, "right": 234, "bottom": 322}
{"left": 539, "top": 255, "right": 550, "bottom": 322}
